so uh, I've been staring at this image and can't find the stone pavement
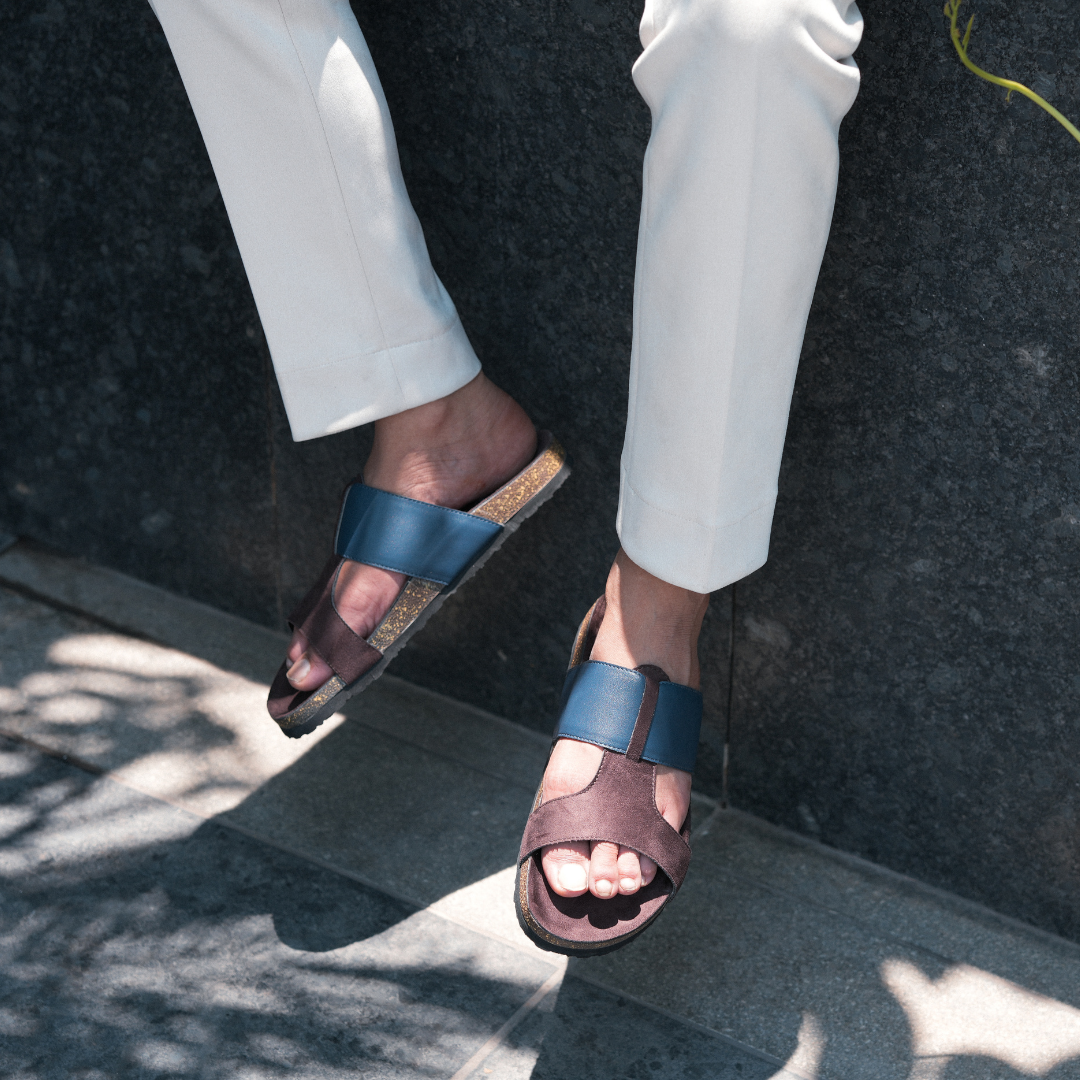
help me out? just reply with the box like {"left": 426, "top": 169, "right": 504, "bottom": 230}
{"left": 1, "top": 537, "right": 1079, "bottom": 1080}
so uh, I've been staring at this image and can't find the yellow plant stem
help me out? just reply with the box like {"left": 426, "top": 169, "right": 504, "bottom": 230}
{"left": 944, "top": 0, "right": 1080, "bottom": 147}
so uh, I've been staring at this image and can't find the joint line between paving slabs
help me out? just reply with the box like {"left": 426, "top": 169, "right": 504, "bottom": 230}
{"left": 448, "top": 968, "right": 565, "bottom": 1080}
{"left": 0, "top": 726, "right": 564, "bottom": 959}
{"left": 0, "top": 729, "right": 106, "bottom": 777}
{"left": 0, "top": 570, "right": 160, "bottom": 646}
{"left": 0, "top": 726, "right": 424, "bottom": 910}
{"left": 566, "top": 966, "right": 790, "bottom": 1073}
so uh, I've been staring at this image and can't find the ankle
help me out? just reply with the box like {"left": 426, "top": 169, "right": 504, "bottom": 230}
{"left": 589, "top": 550, "right": 708, "bottom": 688}
{"left": 364, "top": 374, "right": 535, "bottom": 507}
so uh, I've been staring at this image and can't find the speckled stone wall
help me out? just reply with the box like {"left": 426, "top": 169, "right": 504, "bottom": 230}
{"left": 2, "top": 0, "right": 1078, "bottom": 938}
{"left": 733, "top": 0, "right": 1080, "bottom": 942}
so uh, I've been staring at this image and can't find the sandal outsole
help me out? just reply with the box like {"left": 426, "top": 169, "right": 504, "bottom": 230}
{"left": 513, "top": 858, "right": 673, "bottom": 958}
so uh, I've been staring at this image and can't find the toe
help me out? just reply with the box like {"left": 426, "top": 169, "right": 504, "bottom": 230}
{"left": 616, "top": 846, "right": 642, "bottom": 894}
{"left": 285, "top": 630, "right": 334, "bottom": 691}
{"left": 286, "top": 652, "right": 311, "bottom": 688}
{"left": 541, "top": 842, "right": 591, "bottom": 897}
{"left": 588, "top": 840, "right": 621, "bottom": 899}
{"left": 286, "top": 647, "right": 334, "bottom": 691}
{"left": 287, "top": 629, "right": 308, "bottom": 665}
{"left": 638, "top": 854, "right": 658, "bottom": 887}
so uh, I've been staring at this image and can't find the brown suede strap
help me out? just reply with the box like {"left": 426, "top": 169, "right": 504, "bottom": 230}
{"left": 568, "top": 594, "right": 608, "bottom": 668}
{"left": 287, "top": 555, "right": 383, "bottom": 685}
{"left": 288, "top": 555, "right": 341, "bottom": 629}
{"left": 519, "top": 664, "right": 692, "bottom": 891}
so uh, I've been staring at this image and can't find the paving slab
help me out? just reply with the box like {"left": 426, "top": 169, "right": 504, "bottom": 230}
{"left": 0, "top": 740, "right": 555, "bottom": 1080}
{"left": 0, "top": 541, "right": 554, "bottom": 793}
{"left": 0, "top": 587, "right": 536, "bottom": 914}
{"left": 0, "top": 541, "right": 288, "bottom": 686}
{"left": 0, "top": 739, "right": 770, "bottom": 1080}
{"left": 0, "top": 585, "right": 349, "bottom": 821}
{"left": 694, "top": 810, "right": 1080, "bottom": 1006}
{"left": 577, "top": 813, "right": 1080, "bottom": 1080}
{"left": 480, "top": 975, "right": 781, "bottom": 1080}
{"left": 4, "top": 544, "right": 1080, "bottom": 1080}
{"left": 0, "top": 541, "right": 714, "bottom": 911}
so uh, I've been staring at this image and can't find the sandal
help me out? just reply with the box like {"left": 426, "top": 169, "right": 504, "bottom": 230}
{"left": 268, "top": 431, "right": 570, "bottom": 738}
{"left": 515, "top": 596, "right": 702, "bottom": 957}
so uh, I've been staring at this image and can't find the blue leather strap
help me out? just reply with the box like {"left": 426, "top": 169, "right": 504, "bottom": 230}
{"left": 554, "top": 661, "right": 702, "bottom": 773}
{"left": 334, "top": 483, "right": 502, "bottom": 586}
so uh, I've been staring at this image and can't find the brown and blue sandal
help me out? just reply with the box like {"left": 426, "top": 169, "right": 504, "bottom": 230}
{"left": 515, "top": 596, "right": 702, "bottom": 957}
{"left": 268, "top": 431, "right": 570, "bottom": 738}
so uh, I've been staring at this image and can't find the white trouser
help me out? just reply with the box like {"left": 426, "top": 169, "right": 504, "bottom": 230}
{"left": 151, "top": 0, "right": 862, "bottom": 593}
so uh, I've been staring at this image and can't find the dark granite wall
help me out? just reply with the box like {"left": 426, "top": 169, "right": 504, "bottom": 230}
{"left": 2, "top": 0, "right": 1079, "bottom": 939}
{"left": 738, "top": 0, "right": 1080, "bottom": 942}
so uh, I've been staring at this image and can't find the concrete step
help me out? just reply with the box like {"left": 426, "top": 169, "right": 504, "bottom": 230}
{"left": 2, "top": 540, "right": 1079, "bottom": 1080}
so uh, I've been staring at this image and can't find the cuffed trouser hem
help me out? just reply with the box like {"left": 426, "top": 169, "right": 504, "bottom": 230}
{"left": 617, "top": 477, "right": 776, "bottom": 595}
{"left": 153, "top": 0, "right": 479, "bottom": 443}
{"left": 278, "top": 317, "right": 481, "bottom": 442}
{"left": 617, "top": 0, "right": 861, "bottom": 592}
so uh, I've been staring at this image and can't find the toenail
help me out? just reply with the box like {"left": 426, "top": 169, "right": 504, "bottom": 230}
{"left": 620, "top": 877, "right": 637, "bottom": 892}
{"left": 287, "top": 656, "right": 310, "bottom": 685}
{"left": 594, "top": 880, "right": 613, "bottom": 898}
{"left": 559, "top": 864, "right": 587, "bottom": 893}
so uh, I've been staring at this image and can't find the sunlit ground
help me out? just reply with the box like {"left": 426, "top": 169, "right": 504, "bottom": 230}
{"left": 2, "top": 589, "right": 1080, "bottom": 1079}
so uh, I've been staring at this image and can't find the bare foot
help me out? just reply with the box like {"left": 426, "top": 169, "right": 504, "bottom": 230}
{"left": 540, "top": 549, "right": 708, "bottom": 899}
{"left": 285, "top": 372, "right": 536, "bottom": 691}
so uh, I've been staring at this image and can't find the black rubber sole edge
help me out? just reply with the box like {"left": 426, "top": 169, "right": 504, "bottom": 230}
{"left": 278, "top": 456, "right": 572, "bottom": 739}
{"left": 513, "top": 861, "right": 671, "bottom": 959}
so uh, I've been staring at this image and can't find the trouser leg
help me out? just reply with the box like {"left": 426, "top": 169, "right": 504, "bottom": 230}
{"left": 617, "top": 0, "right": 863, "bottom": 593}
{"left": 149, "top": 0, "right": 481, "bottom": 441}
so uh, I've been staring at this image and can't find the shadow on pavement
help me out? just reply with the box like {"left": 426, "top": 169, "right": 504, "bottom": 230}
{"left": 0, "top": 743, "right": 552, "bottom": 1079}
